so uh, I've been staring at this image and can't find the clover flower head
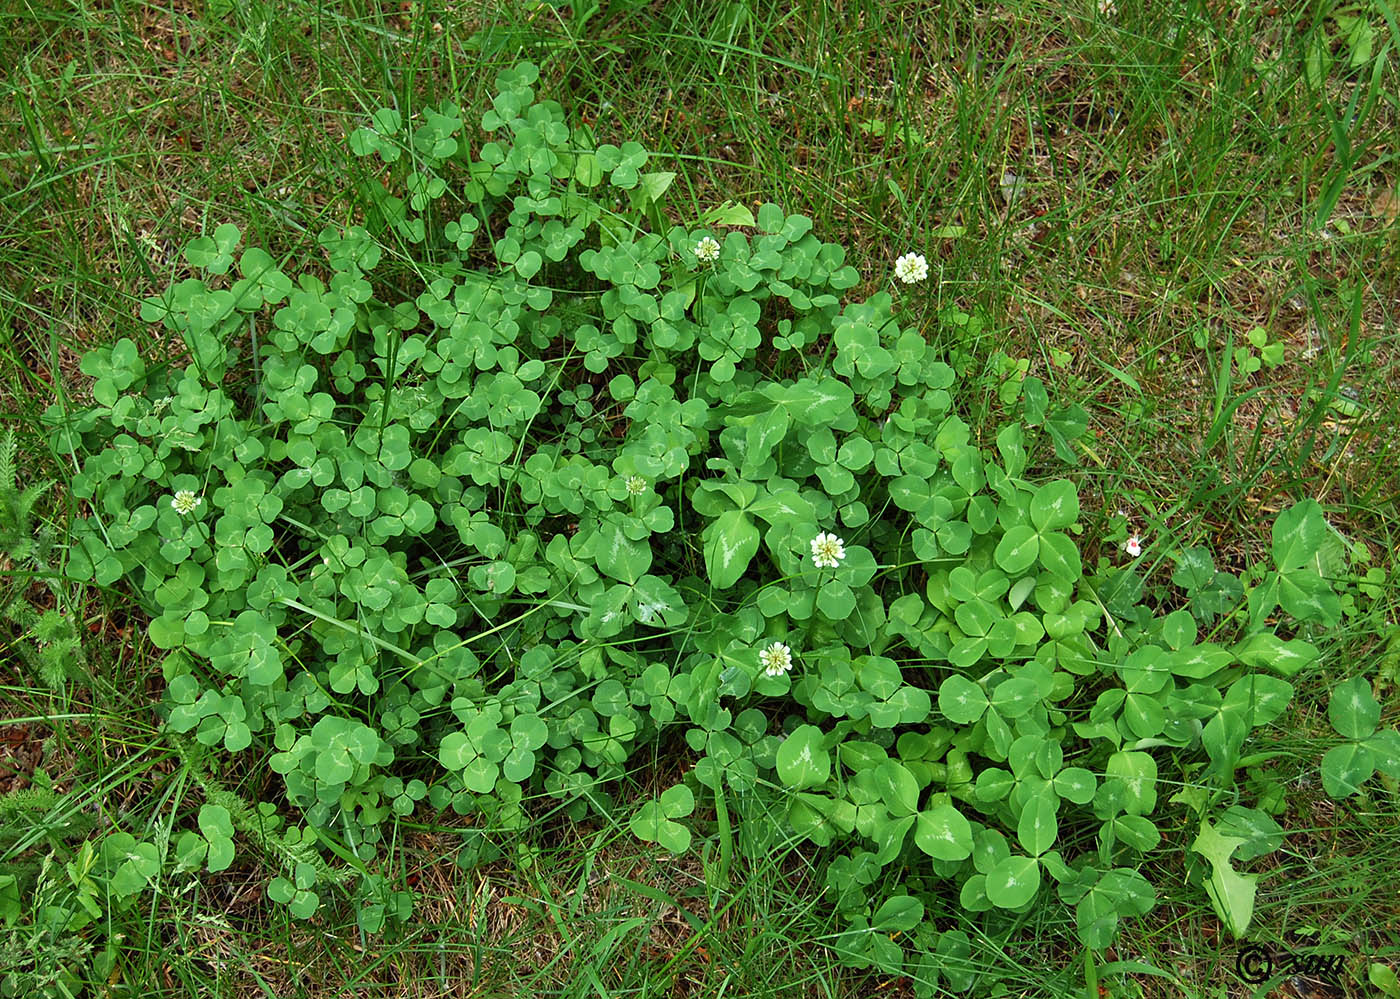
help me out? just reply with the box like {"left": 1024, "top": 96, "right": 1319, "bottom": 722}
{"left": 893, "top": 252, "right": 928, "bottom": 284}
{"left": 694, "top": 236, "right": 721, "bottom": 263}
{"left": 810, "top": 531, "right": 846, "bottom": 569}
{"left": 1124, "top": 535, "right": 1142, "bottom": 558}
{"left": 1098, "top": 0, "right": 1118, "bottom": 16}
{"left": 171, "top": 490, "right": 202, "bottom": 515}
{"left": 625, "top": 474, "right": 647, "bottom": 496}
{"left": 759, "top": 642, "right": 793, "bottom": 677}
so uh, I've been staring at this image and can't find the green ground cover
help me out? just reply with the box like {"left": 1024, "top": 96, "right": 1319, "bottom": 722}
{"left": 1, "top": 1, "right": 1398, "bottom": 997}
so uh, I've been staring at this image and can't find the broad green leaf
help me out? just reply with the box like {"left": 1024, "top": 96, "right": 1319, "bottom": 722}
{"left": 817, "top": 579, "right": 856, "bottom": 619}
{"left": 1160, "top": 610, "right": 1196, "bottom": 650}
{"left": 1168, "top": 643, "right": 1233, "bottom": 680}
{"left": 775, "top": 377, "right": 855, "bottom": 426}
{"left": 702, "top": 510, "right": 760, "bottom": 590}
{"left": 659, "top": 784, "right": 694, "bottom": 818}
{"left": 953, "top": 596, "right": 997, "bottom": 637}
{"left": 173, "top": 832, "right": 206, "bottom": 872}
{"left": 948, "top": 636, "right": 988, "bottom": 669}
{"left": 1277, "top": 569, "right": 1341, "bottom": 625}
{"left": 1328, "top": 675, "right": 1380, "bottom": 740}
{"left": 989, "top": 676, "right": 1038, "bottom": 718}
{"left": 1222, "top": 673, "right": 1293, "bottom": 728}
{"left": 183, "top": 222, "right": 241, "bottom": 274}
{"left": 971, "top": 828, "right": 1011, "bottom": 875}
{"left": 514, "top": 250, "right": 542, "bottom": 279}
{"left": 1016, "top": 784, "right": 1058, "bottom": 856}
{"left": 1053, "top": 767, "right": 1096, "bottom": 804}
{"left": 744, "top": 406, "right": 790, "bottom": 470}
{"left": 756, "top": 202, "right": 786, "bottom": 233}
{"left": 1215, "top": 805, "right": 1284, "bottom": 861}
{"left": 109, "top": 851, "right": 160, "bottom": 897}
{"left": 1110, "top": 814, "right": 1160, "bottom": 851}
{"left": 1232, "top": 632, "right": 1318, "bottom": 677}
{"left": 1036, "top": 531, "right": 1081, "bottom": 581}
{"left": 938, "top": 674, "right": 988, "bottom": 724}
{"left": 1370, "top": 963, "right": 1400, "bottom": 998}
{"left": 629, "top": 574, "right": 688, "bottom": 627}
{"left": 1105, "top": 751, "right": 1157, "bottom": 815}
{"left": 1029, "top": 481, "right": 1078, "bottom": 532}
{"left": 915, "top": 803, "right": 974, "bottom": 861}
{"left": 974, "top": 768, "right": 1015, "bottom": 803}
{"left": 1271, "top": 499, "right": 1326, "bottom": 572}
{"left": 1190, "top": 819, "right": 1257, "bottom": 938}
{"left": 870, "top": 760, "right": 920, "bottom": 816}
{"left": 749, "top": 487, "right": 813, "bottom": 524}
{"left": 1076, "top": 869, "right": 1155, "bottom": 949}
{"left": 1369, "top": 729, "right": 1400, "bottom": 777}
{"left": 872, "top": 895, "right": 924, "bottom": 932}
{"left": 1123, "top": 691, "right": 1165, "bottom": 738}
{"left": 776, "top": 725, "right": 830, "bottom": 790}
{"left": 700, "top": 201, "right": 755, "bottom": 227}
{"left": 1320, "top": 742, "right": 1376, "bottom": 798}
{"left": 635, "top": 170, "right": 675, "bottom": 205}
{"left": 994, "top": 525, "right": 1039, "bottom": 575}
{"left": 985, "top": 855, "right": 1041, "bottom": 909}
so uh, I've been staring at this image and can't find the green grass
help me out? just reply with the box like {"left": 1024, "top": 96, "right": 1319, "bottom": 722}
{"left": 2, "top": 0, "right": 1398, "bottom": 996}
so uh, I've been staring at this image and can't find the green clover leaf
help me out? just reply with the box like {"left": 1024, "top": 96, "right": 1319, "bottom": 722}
{"left": 776, "top": 725, "right": 830, "bottom": 789}
{"left": 183, "top": 222, "right": 241, "bottom": 274}
{"left": 629, "top": 784, "right": 694, "bottom": 852}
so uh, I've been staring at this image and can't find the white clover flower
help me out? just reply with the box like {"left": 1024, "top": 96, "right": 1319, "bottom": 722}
{"left": 694, "top": 236, "right": 721, "bottom": 263}
{"left": 893, "top": 252, "right": 928, "bottom": 284}
{"left": 625, "top": 474, "right": 647, "bottom": 496}
{"left": 1125, "top": 535, "right": 1142, "bottom": 558}
{"left": 1097, "top": 0, "right": 1118, "bottom": 16}
{"left": 759, "top": 642, "right": 793, "bottom": 677}
{"left": 810, "top": 531, "right": 846, "bottom": 569}
{"left": 171, "top": 490, "right": 202, "bottom": 515}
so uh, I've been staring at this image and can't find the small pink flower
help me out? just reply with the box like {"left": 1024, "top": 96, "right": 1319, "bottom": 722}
{"left": 1124, "top": 535, "right": 1142, "bottom": 558}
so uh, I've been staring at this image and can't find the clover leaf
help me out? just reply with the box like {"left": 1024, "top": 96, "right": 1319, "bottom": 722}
{"left": 197, "top": 803, "right": 236, "bottom": 872}
{"left": 268, "top": 862, "right": 321, "bottom": 919}
{"left": 1075, "top": 868, "right": 1155, "bottom": 949}
{"left": 100, "top": 833, "right": 163, "bottom": 899}
{"left": 776, "top": 725, "right": 830, "bottom": 789}
{"left": 938, "top": 674, "right": 987, "bottom": 725}
{"left": 349, "top": 107, "right": 403, "bottom": 162}
{"left": 702, "top": 509, "right": 760, "bottom": 591}
{"left": 629, "top": 784, "right": 694, "bottom": 852}
{"left": 183, "top": 222, "right": 241, "bottom": 274}
{"left": 79, "top": 338, "right": 145, "bottom": 406}
{"left": 985, "top": 855, "right": 1040, "bottom": 909}
{"left": 914, "top": 803, "right": 974, "bottom": 861}
{"left": 1321, "top": 675, "right": 1400, "bottom": 797}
